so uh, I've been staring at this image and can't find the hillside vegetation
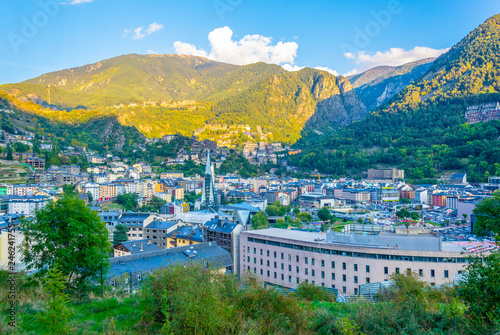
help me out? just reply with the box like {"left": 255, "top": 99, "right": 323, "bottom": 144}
{"left": 0, "top": 55, "right": 367, "bottom": 145}
{"left": 295, "top": 14, "right": 500, "bottom": 183}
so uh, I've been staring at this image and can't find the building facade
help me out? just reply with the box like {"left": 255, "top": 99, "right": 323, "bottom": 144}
{"left": 240, "top": 229, "right": 469, "bottom": 295}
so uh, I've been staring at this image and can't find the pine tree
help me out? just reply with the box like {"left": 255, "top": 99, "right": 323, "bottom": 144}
{"left": 36, "top": 266, "right": 74, "bottom": 335}
{"left": 113, "top": 224, "right": 129, "bottom": 246}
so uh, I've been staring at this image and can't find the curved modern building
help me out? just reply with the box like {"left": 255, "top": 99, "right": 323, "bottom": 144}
{"left": 239, "top": 228, "right": 476, "bottom": 295}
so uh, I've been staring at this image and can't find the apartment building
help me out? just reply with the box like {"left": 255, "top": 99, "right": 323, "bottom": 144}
{"left": 240, "top": 229, "right": 470, "bottom": 295}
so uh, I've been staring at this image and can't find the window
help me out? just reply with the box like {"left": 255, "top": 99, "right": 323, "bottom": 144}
{"left": 332, "top": 284, "right": 336, "bottom": 289}
{"left": 274, "top": 251, "right": 277, "bottom": 258}
{"left": 281, "top": 263, "right": 284, "bottom": 270}
{"left": 260, "top": 269, "right": 263, "bottom": 275}
{"left": 296, "top": 266, "right": 299, "bottom": 273}
{"left": 281, "top": 274, "right": 284, "bottom": 280}
{"left": 343, "top": 274, "right": 346, "bottom": 282}
{"left": 458, "top": 270, "right": 463, "bottom": 274}
{"left": 267, "top": 260, "right": 270, "bottom": 267}
{"left": 289, "top": 276, "right": 292, "bottom": 283}
{"left": 354, "top": 276, "right": 358, "bottom": 284}
{"left": 247, "top": 247, "right": 250, "bottom": 253}
{"left": 288, "top": 254, "right": 291, "bottom": 261}
{"left": 274, "top": 262, "right": 277, "bottom": 268}
{"left": 321, "top": 271, "right": 325, "bottom": 279}
{"left": 444, "top": 270, "right": 449, "bottom": 278}
{"left": 419, "top": 269, "right": 423, "bottom": 277}
{"left": 297, "top": 277, "right": 300, "bottom": 284}
{"left": 366, "top": 265, "right": 370, "bottom": 273}
{"left": 354, "top": 264, "right": 358, "bottom": 271}
{"left": 254, "top": 248, "right": 256, "bottom": 254}
{"left": 431, "top": 269, "right": 435, "bottom": 278}
{"left": 296, "top": 255, "right": 300, "bottom": 262}
{"left": 274, "top": 272, "right": 277, "bottom": 278}
{"left": 305, "top": 268, "right": 309, "bottom": 275}
{"left": 342, "top": 262, "right": 346, "bottom": 270}
{"left": 289, "top": 265, "right": 292, "bottom": 271}
{"left": 305, "top": 257, "right": 308, "bottom": 265}
{"left": 331, "top": 261, "right": 335, "bottom": 268}
{"left": 253, "top": 258, "right": 256, "bottom": 264}
{"left": 247, "top": 256, "right": 250, "bottom": 262}
{"left": 354, "top": 288, "right": 358, "bottom": 295}
{"left": 384, "top": 267, "right": 388, "bottom": 274}
{"left": 342, "top": 286, "right": 346, "bottom": 294}
{"left": 267, "top": 271, "right": 270, "bottom": 277}
{"left": 395, "top": 268, "right": 400, "bottom": 274}
{"left": 260, "top": 249, "right": 263, "bottom": 255}
{"left": 332, "top": 273, "right": 335, "bottom": 280}
{"left": 366, "top": 277, "right": 370, "bottom": 284}
{"left": 254, "top": 268, "right": 256, "bottom": 274}
{"left": 260, "top": 259, "right": 263, "bottom": 265}
{"left": 267, "top": 250, "right": 270, "bottom": 256}
{"left": 321, "top": 260, "right": 325, "bottom": 267}
{"left": 281, "top": 253, "right": 284, "bottom": 259}
{"left": 312, "top": 258, "right": 315, "bottom": 265}
{"left": 312, "top": 269, "right": 315, "bottom": 277}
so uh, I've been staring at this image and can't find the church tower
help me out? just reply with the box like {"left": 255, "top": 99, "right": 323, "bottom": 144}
{"left": 201, "top": 150, "right": 218, "bottom": 211}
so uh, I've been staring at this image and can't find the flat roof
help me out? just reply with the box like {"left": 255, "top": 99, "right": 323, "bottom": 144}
{"left": 244, "top": 228, "right": 470, "bottom": 252}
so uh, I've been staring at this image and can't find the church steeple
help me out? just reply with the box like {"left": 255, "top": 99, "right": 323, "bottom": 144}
{"left": 201, "top": 150, "right": 218, "bottom": 211}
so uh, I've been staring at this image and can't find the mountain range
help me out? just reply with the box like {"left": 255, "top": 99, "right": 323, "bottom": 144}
{"left": 0, "top": 54, "right": 372, "bottom": 145}
{"left": 295, "top": 13, "right": 500, "bottom": 183}
{"left": 1, "top": 13, "right": 500, "bottom": 182}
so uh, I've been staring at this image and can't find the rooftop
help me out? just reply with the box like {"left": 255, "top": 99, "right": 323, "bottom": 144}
{"left": 244, "top": 228, "right": 479, "bottom": 253}
{"left": 117, "top": 239, "right": 160, "bottom": 253}
{"left": 108, "top": 242, "right": 232, "bottom": 278}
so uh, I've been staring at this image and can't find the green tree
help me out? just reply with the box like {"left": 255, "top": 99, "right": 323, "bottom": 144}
{"left": 87, "top": 191, "right": 93, "bottom": 203}
{"left": 21, "top": 196, "right": 111, "bottom": 293}
{"left": 400, "top": 198, "right": 412, "bottom": 204}
{"left": 317, "top": 207, "right": 332, "bottom": 221}
{"left": 36, "top": 266, "right": 74, "bottom": 335}
{"left": 6, "top": 145, "right": 13, "bottom": 160}
{"left": 293, "top": 207, "right": 300, "bottom": 215}
{"left": 296, "top": 212, "right": 312, "bottom": 224}
{"left": 62, "top": 184, "right": 76, "bottom": 197}
{"left": 458, "top": 252, "right": 500, "bottom": 329}
{"left": 251, "top": 211, "right": 270, "bottom": 230}
{"left": 116, "top": 193, "right": 139, "bottom": 211}
{"left": 113, "top": 224, "right": 129, "bottom": 246}
{"left": 473, "top": 191, "right": 500, "bottom": 236}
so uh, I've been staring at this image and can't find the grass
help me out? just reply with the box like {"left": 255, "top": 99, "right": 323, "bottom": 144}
{"left": 4, "top": 294, "right": 145, "bottom": 335}
{"left": 99, "top": 203, "right": 124, "bottom": 211}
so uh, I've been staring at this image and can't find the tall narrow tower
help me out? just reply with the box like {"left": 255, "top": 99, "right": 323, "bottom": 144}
{"left": 201, "top": 150, "right": 218, "bottom": 211}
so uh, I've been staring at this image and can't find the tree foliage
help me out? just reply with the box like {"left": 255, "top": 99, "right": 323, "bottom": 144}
{"left": 113, "top": 224, "right": 129, "bottom": 246}
{"left": 251, "top": 211, "right": 270, "bottom": 230}
{"left": 20, "top": 196, "right": 111, "bottom": 293}
{"left": 473, "top": 191, "right": 500, "bottom": 237}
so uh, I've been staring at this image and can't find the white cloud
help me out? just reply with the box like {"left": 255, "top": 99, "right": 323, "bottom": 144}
{"left": 344, "top": 46, "right": 448, "bottom": 75}
{"left": 126, "top": 22, "right": 164, "bottom": 40}
{"left": 174, "top": 26, "right": 298, "bottom": 65}
{"left": 174, "top": 27, "right": 340, "bottom": 76}
{"left": 173, "top": 41, "right": 208, "bottom": 58}
{"left": 147, "top": 49, "right": 159, "bottom": 54}
{"left": 67, "top": 0, "right": 93, "bottom": 4}
{"left": 314, "top": 66, "right": 339, "bottom": 76}
{"left": 281, "top": 64, "right": 304, "bottom": 72}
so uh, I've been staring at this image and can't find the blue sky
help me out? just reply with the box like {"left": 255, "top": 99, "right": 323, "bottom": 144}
{"left": 1, "top": 0, "right": 499, "bottom": 84}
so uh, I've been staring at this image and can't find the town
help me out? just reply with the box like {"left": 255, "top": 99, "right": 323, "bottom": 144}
{"left": 1, "top": 125, "right": 499, "bottom": 298}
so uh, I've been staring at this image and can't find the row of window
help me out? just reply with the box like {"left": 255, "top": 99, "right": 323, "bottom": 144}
{"left": 244, "top": 256, "right": 456, "bottom": 280}
{"left": 246, "top": 238, "right": 468, "bottom": 263}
